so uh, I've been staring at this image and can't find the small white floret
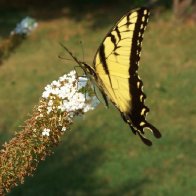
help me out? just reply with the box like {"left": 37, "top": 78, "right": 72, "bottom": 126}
{"left": 42, "top": 128, "right": 51, "bottom": 136}
{"left": 61, "top": 127, "right": 67, "bottom": 132}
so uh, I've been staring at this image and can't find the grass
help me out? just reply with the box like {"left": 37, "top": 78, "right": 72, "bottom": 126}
{"left": 0, "top": 6, "right": 195, "bottom": 196}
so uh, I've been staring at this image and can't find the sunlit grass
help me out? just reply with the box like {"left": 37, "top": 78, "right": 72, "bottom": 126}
{"left": 0, "top": 9, "right": 195, "bottom": 195}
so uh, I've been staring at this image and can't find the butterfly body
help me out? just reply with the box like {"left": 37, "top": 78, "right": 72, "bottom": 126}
{"left": 63, "top": 7, "right": 161, "bottom": 146}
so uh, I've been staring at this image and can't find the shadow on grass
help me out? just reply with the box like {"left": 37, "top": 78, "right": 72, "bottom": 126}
{"left": 6, "top": 128, "right": 149, "bottom": 196}
{"left": 0, "top": 2, "right": 120, "bottom": 37}
{"left": 0, "top": 0, "right": 171, "bottom": 37}
{"left": 0, "top": 1, "right": 147, "bottom": 66}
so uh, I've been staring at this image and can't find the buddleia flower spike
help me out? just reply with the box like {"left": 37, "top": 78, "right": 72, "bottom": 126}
{"left": 0, "top": 70, "right": 99, "bottom": 195}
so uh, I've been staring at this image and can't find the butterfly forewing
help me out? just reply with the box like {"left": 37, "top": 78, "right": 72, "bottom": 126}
{"left": 93, "top": 8, "right": 161, "bottom": 145}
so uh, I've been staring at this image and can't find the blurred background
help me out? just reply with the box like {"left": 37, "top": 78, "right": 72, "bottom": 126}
{"left": 0, "top": 0, "right": 195, "bottom": 195}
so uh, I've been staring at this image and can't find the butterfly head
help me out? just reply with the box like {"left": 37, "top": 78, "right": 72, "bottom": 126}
{"left": 60, "top": 44, "right": 96, "bottom": 79}
{"left": 80, "top": 62, "right": 96, "bottom": 78}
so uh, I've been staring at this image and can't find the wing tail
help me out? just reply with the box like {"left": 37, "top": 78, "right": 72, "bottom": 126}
{"left": 143, "top": 122, "right": 162, "bottom": 138}
{"left": 121, "top": 112, "right": 161, "bottom": 146}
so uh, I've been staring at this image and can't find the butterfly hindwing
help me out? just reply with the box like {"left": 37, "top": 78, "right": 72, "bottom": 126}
{"left": 93, "top": 8, "right": 161, "bottom": 145}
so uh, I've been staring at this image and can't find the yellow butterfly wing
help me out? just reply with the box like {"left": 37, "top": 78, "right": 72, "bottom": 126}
{"left": 93, "top": 8, "right": 161, "bottom": 145}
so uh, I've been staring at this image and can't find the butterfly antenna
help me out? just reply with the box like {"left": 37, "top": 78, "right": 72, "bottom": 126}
{"left": 59, "top": 42, "right": 81, "bottom": 66}
{"left": 58, "top": 54, "right": 73, "bottom": 61}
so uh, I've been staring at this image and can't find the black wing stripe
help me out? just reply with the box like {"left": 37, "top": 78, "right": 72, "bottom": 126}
{"left": 99, "top": 43, "right": 116, "bottom": 91}
{"left": 115, "top": 27, "right": 121, "bottom": 40}
{"left": 109, "top": 33, "right": 117, "bottom": 47}
{"left": 99, "top": 44, "right": 110, "bottom": 75}
{"left": 128, "top": 9, "right": 149, "bottom": 130}
{"left": 125, "top": 8, "right": 161, "bottom": 141}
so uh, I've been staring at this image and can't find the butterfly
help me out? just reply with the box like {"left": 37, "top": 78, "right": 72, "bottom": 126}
{"left": 62, "top": 7, "right": 161, "bottom": 146}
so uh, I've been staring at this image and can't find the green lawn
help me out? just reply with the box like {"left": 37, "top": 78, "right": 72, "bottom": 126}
{"left": 0, "top": 7, "right": 195, "bottom": 196}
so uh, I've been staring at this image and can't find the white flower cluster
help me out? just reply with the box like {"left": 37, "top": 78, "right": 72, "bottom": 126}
{"left": 11, "top": 16, "right": 38, "bottom": 36}
{"left": 42, "top": 70, "right": 99, "bottom": 116}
